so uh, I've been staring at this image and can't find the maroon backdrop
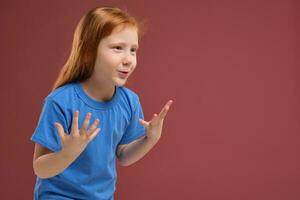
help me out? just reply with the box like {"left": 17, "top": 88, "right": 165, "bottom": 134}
{"left": 1, "top": 0, "right": 299, "bottom": 199}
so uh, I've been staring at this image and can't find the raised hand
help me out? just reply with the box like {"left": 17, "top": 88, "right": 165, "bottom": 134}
{"left": 54, "top": 111, "right": 101, "bottom": 157}
{"left": 138, "top": 100, "right": 173, "bottom": 142}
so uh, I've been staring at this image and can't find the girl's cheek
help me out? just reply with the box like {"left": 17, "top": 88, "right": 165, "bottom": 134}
{"left": 110, "top": 55, "right": 122, "bottom": 64}
{"left": 103, "top": 54, "right": 118, "bottom": 63}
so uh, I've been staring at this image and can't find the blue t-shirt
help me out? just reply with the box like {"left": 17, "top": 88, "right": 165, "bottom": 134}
{"left": 31, "top": 81, "right": 146, "bottom": 200}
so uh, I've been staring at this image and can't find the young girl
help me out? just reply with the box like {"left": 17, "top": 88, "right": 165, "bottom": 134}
{"left": 31, "top": 6, "right": 173, "bottom": 200}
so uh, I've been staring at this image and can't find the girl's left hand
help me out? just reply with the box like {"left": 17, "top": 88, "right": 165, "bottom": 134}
{"left": 138, "top": 100, "right": 173, "bottom": 142}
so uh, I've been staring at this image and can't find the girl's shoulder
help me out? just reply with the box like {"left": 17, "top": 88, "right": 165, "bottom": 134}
{"left": 119, "top": 86, "right": 140, "bottom": 103}
{"left": 118, "top": 86, "right": 143, "bottom": 111}
{"left": 44, "top": 82, "right": 76, "bottom": 104}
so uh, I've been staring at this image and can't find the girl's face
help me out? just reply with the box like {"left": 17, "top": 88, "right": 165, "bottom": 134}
{"left": 92, "top": 25, "right": 139, "bottom": 87}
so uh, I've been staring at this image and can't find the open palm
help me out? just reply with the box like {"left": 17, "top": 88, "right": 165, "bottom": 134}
{"left": 139, "top": 100, "right": 173, "bottom": 141}
{"left": 54, "top": 111, "right": 101, "bottom": 156}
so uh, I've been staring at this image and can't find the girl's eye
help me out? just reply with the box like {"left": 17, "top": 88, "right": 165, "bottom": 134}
{"left": 112, "top": 46, "right": 137, "bottom": 53}
{"left": 113, "top": 46, "right": 122, "bottom": 50}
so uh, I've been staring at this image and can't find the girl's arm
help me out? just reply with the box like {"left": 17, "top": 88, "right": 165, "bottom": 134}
{"left": 117, "top": 135, "right": 158, "bottom": 166}
{"left": 33, "top": 111, "right": 100, "bottom": 179}
{"left": 117, "top": 100, "right": 173, "bottom": 166}
{"left": 33, "top": 143, "right": 81, "bottom": 179}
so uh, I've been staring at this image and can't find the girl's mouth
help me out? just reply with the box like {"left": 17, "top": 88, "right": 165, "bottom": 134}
{"left": 118, "top": 71, "right": 129, "bottom": 78}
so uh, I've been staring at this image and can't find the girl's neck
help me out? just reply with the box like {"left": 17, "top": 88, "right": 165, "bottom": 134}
{"left": 79, "top": 79, "right": 116, "bottom": 102}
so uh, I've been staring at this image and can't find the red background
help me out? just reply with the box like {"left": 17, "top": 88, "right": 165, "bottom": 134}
{"left": 1, "top": 0, "right": 299, "bottom": 199}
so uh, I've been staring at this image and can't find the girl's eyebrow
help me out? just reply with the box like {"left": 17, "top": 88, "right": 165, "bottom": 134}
{"left": 110, "top": 42, "right": 139, "bottom": 49}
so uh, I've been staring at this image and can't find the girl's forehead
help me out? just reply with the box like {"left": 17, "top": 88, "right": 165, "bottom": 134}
{"left": 112, "top": 24, "right": 137, "bottom": 34}
{"left": 103, "top": 26, "right": 138, "bottom": 44}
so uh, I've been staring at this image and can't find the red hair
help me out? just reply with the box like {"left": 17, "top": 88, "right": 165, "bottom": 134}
{"left": 52, "top": 7, "right": 145, "bottom": 90}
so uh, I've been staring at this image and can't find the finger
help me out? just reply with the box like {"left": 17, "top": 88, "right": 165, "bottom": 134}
{"left": 150, "top": 113, "right": 160, "bottom": 124}
{"left": 54, "top": 122, "right": 65, "bottom": 140}
{"left": 80, "top": 112, "right": 91, "bottom": 133}
{"left": 152, "top": 113, "right": 158, "bottom": 120}
{"left": 86, "top": 118, "right": 100, "bottom": 135}
{"left": 71, "top": 111, "right": 79, "bottom": 136}
{"left": 158, "top": 100, "right": 173, "bottom": 119}
{"left": 139, "top": 118, "right": 149, "bottom": 127}
{"left": 87, "top": 128, "right": 101, "bottom": 142}
{"left": 158, "top": 100, "right": 173, "bottom": 116}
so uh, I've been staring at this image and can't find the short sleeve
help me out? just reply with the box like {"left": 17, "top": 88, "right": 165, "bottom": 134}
{"left": 119, "top": 99, "right": 146, "bottom": 145}
{"left": 31, "top": 98, "right": 68, "bottom": 152}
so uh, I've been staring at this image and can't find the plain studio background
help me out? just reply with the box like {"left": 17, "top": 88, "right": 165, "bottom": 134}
{"left": 0, "top": 0, "right": 299, "bottom": 199}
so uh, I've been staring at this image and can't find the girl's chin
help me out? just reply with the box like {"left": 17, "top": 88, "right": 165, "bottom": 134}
{"left": 114, "top": 78, "right": 127, "bottom": 86}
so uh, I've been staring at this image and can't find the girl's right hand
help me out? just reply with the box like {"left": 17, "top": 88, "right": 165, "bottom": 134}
{"left": 54, "top": 111, "right": 101, "bottom": 157}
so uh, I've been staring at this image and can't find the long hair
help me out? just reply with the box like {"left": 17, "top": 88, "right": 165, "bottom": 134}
{"left": 52, "top": 7, "right": 145, "bottom": 91}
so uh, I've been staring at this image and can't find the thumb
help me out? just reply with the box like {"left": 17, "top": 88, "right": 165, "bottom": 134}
{"left": 138, "top": 118, "right": 149, "bottom": 127}
{"left": 54, "top": 122, "right": 65, "bottom": 140}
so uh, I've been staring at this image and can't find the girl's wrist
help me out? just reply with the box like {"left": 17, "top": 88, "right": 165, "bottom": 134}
{"left": 145, "top": 134, "right": 160, "bottom": 144}
{"left": 60, "top": 147, "right": 83, "bottom": 161}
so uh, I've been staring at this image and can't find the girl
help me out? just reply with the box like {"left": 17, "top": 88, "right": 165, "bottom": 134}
{"left": 31, "top": 6, "right": 173, "bottom": 200}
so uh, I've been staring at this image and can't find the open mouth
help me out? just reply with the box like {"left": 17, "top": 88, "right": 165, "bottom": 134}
{"left": 118, "top": 71, "right": 129, "bottom": 78}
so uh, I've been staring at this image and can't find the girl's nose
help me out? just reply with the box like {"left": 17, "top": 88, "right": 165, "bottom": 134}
{"left": 122, "top": 59, "right": 131, "bottom": 66}
{"left": 122, "top": 54, "right": 132, "bottom": 65}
